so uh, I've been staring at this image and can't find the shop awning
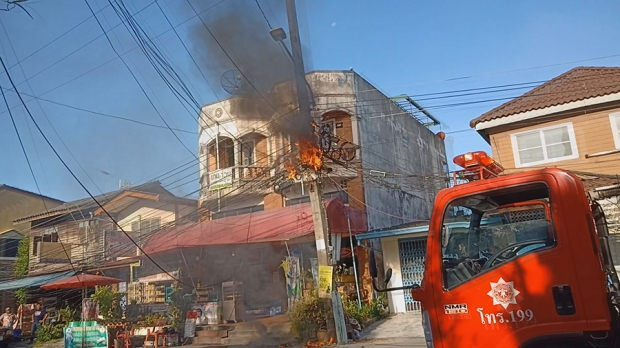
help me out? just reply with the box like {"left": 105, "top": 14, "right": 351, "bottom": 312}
{"left": 143, "top": 197, "right": 367, "bottom": 255}
{"left": 0, "top": 270, "right": 76, "bottom": 291}
{"left": 355, "top": 223, "right": 431, "bottom": 241}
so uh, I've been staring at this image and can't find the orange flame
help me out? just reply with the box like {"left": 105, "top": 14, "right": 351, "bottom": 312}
{"left": 286, "top": 162, "right": 298, "bottom": 180}
{"left": 304, "top": 337, "right": 334, "bottom": 347}
{"left": 298, "top": 137, "right": 323, "bottom": 171}
{"left": 284, "top": 137, "right": 323, "bottom": 180}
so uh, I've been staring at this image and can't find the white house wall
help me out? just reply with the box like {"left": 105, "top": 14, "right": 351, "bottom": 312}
{"left": 117, "top": 201, "right": 184, "bottom": 230}
{"left": 381, "top": 236, "right": 406, "bottom": 313}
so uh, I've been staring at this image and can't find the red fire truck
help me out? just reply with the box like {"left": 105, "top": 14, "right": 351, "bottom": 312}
{"left": 370, "top": 151, "right": 620, "bottom": 348}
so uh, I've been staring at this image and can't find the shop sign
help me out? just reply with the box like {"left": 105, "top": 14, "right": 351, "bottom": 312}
{"left": 318, "top": 265, "right": 333, "bottom": 298}
{"left": 137, "top": 271, "right": 179, "bottom": 283}
{"left": 64, "top": 321, "right": 108, "bottom": 348}
{"left": 209, "top": 168, "right": 233, "bottom": 191}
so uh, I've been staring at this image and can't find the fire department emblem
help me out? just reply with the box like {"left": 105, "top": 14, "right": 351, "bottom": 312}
{"left": 487, "top": 277, "right": 520, "bottom": 309}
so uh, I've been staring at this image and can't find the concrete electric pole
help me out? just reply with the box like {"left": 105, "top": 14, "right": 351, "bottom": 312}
{"left": 284, "top": 0, "right": 347, "bottom": 343}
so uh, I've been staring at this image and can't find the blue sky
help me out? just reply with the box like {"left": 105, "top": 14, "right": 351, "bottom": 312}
{"left": 1, "top": 0, "right": 619, "bottom": 201}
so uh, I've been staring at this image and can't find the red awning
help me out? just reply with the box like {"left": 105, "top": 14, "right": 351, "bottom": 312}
{"left": 143, "top": 197, "right": 367, "bottom": 255}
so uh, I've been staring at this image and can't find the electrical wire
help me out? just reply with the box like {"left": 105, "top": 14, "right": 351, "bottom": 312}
{"left": 0, "top": 55, "right": 190, "bottom": 287}
{"left": 1, "top": 74, "right": 78, "bottom": 275}
{"left": 83, "top": 0, "right": 196, "bottom": 159}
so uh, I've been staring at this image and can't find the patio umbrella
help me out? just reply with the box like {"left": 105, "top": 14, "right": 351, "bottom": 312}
{"left": 40, "top": 273, "right": 122, "bottom": 290}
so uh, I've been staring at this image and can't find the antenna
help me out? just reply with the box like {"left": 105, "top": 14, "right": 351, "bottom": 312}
{"left": 221, "top": 69, "right": 250, "bottom": 95}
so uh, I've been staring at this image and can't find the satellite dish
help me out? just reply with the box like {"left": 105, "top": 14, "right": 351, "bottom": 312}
{"left": 221, "top": 69, "right": 247, "bottom": 95}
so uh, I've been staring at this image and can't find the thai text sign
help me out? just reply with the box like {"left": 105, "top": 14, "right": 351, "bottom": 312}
{"left": 65, "top": 321, "right": 108, "bottom": 348}
{"left": 318, "top": 265, "right": 333, "bottom": 298}
{"left": 209, "top": 168, "right": 233, "bottom": 191}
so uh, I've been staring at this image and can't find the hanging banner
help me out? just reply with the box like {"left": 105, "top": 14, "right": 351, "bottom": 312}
{"left": 82, "top": 299, "right": 99, "bottom": 321}
{"left": 184, "top": 318, "right": 196, "bottom": 338}
{"left": 310, "top": 258, "right": 319, "bottom": 288}
{"left": 65, "top": 321, "right": 108, "bottom": 348}
{"left": 318, "top": 265, "right": 333, "bottom": 298}
{"left": 283, "top": 257, "right": 301, "bottom": 307}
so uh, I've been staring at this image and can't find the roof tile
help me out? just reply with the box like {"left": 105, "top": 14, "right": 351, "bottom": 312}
{"left": 470, "top": 67, "right": 620, "bottom": 127}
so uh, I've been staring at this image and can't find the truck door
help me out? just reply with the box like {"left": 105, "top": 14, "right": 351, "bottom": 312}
{"left": 432, "top": 182, "right": 587, "bottom": 347}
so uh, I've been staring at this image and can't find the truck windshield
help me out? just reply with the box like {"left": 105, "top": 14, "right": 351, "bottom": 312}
{"left": 441, "top": 182, "right": 555, "bottom": 289}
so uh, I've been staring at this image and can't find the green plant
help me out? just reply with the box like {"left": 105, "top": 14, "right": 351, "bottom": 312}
{"left": 14, "top": 238, "right": 29, "bottom": 305}
{"left": 58, "top": 307, "right": 75, "bottom": 323}
{"left": 166, "top": 284, "right": 195, "bottom": 328}
{"left": 15, "top": 288, "right": 27, "bottom": 305}
{"left": 91, "top": 286, "right": 123, "bottom": 322}
{"left": 14, "top": 238, "right": 29, "bottom": 276}
{"left": 167, "top": 306, "right": 182, "bottom": 328}
{"left": 343, "top": 298, "right": 389, "bottom": 326}
{"left": 35, "top": 323, "right": 64, "bottom": 344}
{"left": 288, "top": 292, "right": 328, "bottom": 340}
{"left": 142, "top": 313, "right": 165, "bottom": 326}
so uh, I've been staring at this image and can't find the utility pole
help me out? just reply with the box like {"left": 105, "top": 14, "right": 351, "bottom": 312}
{"left": 285, "top": 0, "right": 312, "bottom": 122}
{"left": 307, "top": 178, "right": 336, "bottom": 336}
{"left": 285, "top": 0, "right": 346, "bottom": 343}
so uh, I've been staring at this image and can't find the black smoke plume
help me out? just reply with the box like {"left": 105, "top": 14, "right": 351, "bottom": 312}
{"left": 190, "top": 0, "right": 313, "bottom": 138}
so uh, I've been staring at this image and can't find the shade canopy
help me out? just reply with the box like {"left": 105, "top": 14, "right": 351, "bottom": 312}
{"left": 0, "top": 271, "right": 76, "bottom": 291}
{"left": 40, "top": 273, "right": 122, "bottom": 290}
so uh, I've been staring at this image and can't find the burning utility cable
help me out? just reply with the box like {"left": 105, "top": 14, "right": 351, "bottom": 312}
{"left": 286, "top": 137, "right": 324, "bottom": 180}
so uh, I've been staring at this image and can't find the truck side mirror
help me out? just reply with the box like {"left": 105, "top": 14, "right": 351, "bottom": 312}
{"left": 385, "top": 268, "right": 393, "bottom": 286}
{"left": 369, "top": 249, "right": 378, "bottom": 278}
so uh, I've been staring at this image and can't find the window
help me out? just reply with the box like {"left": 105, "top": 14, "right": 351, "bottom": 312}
{"left": 0, "top": 238, "right": 20, "bottom": 258}
{"left": 610, "top": 112, "right": 620, "bottom": 149}
{"left": 510, "top": 123, "right": 578, "bottom": 167}
{"left": 241, "top": 140, "right": 255, "bottom": 166}
{"left": 131, "top": 218, "right": 161, "bottom": 234}
{"left": 207, "top": 138, "right": 235, "bottom": 170}
{"left": 211, "top": 205, "right": 265, "bottom": 220}
{"left": 441, "top": 183, "right": 555, "bottom": 289}
{"left": 33, "top": 228, "right": 59, "bottom": 256}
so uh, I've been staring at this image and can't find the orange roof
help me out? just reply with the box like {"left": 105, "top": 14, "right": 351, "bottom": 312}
{"left": 470, "top": 67, "right": 620, "bottom": 128}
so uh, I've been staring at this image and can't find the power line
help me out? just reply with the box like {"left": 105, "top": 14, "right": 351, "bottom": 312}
{"left": 0, "top": 54, "right": 189, "bottom": 287}
{"left": 1, "top": 64, "right": 79, "bottom": 275}
{"left": 83, "top": 0, "right": 196, "bottom": 159}
{"left": 0, "top": 2, "right": 114, "bottom": 77}
{"left": 0, "top": 87, "right": 197, "bottom": 134}
{"left": 255, "top": 0, "right": 273, "bottom": 29}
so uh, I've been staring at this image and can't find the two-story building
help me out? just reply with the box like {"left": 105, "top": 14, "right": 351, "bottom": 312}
{"left": 470, "top": 66, "right": 620, "bottom": 257}
{"left": 10, "top": 181, "right": 197, "bottom": 275}
{"left": 0, "top": 185, "right": 63, "bottom": 309}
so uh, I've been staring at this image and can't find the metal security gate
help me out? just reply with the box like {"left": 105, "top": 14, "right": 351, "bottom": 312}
{"left": 399, "top": 238, "right": 427, "bottom": 312}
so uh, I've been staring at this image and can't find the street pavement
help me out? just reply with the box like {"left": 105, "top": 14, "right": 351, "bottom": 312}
{"left": 337, "top": 313, "right": 427, "bottom": 347}
{"left": 13, "top": 313, "right": 427, "bottom": 348}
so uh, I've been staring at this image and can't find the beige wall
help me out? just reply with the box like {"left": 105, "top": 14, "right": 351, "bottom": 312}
{"left": 488, "top": 106, "right": 620, "bottom": 175}
{"left": 0, "top": 189, "right": 61, "bottom": 235}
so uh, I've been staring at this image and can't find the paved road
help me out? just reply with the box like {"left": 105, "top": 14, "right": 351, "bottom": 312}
{"left": 339, "top": 337, "right": 427, "bottom": 347}
{"left": 336, "top": 313, "right": 426, "bottom": 347}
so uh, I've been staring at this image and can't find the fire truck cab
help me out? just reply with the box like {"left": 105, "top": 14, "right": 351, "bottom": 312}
{"left": 370, "top": 152, "right": 620, "bottom": 348}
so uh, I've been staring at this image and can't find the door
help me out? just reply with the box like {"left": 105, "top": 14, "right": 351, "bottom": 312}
{"left": 399, "top": 238, "right": 427, "bottom": 312}
{"left": 434, "top": 182, "right": 590, "bottom": 347}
